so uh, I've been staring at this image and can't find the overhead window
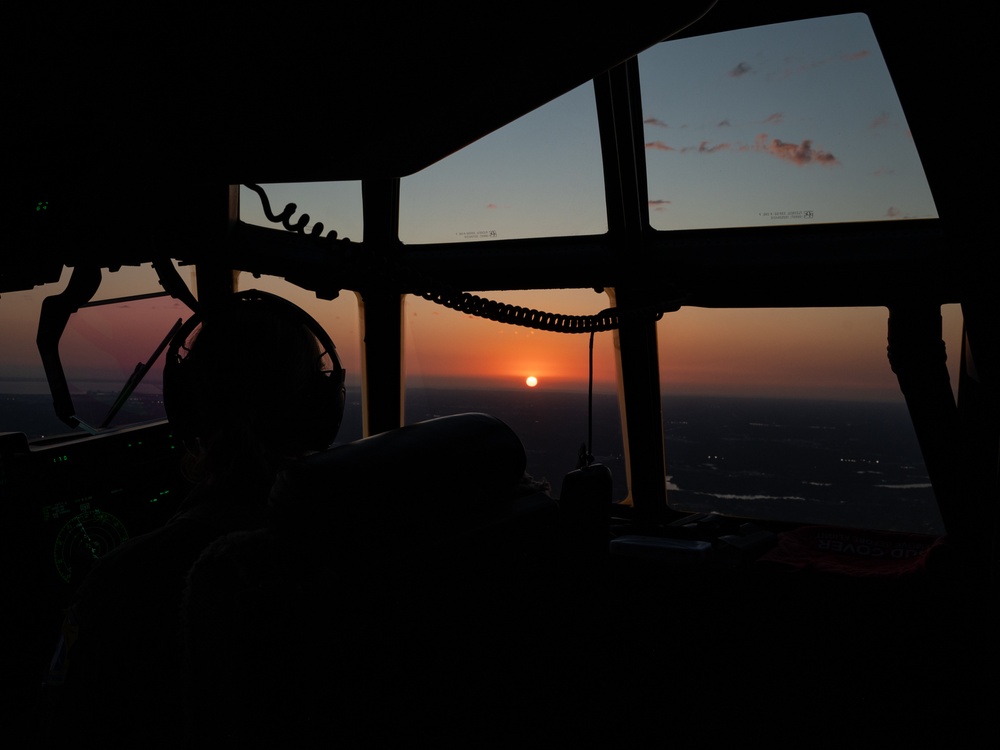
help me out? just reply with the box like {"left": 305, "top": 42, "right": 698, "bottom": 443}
{"left": 399, "top": 83, "right": 607, "bottom": 244}
{"left": 639, "top": 14, "right": 937, "bottom": 231}
{"left": 239, "top": 182, "right": 363, "bottom": 243}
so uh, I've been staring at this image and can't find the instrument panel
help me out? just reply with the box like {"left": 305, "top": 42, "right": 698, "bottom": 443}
{"left": 3, "top": 421, "right": 189, "bottom": 608}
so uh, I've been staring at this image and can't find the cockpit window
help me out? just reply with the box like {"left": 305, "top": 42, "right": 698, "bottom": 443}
{"left": 1, "top": 269, "right": 71, "bottom": 438}
{"left": 398, "top": 82, "right": 607, "bottom": 244}
{"left": 403, "top": 290, "right": 626, "bottom": 499}
{"left": 59, "top": 292, "right": 188, "bottom": 431}
{"left": 239, "top": 182, "right": 363, "bottom": 243}
{"left": 640, "top": 13, "right": 937, "bottom": 231}
{"left": 0, "top": 263, "right": 194, "bottom": 438}
{"left": 656, "top": 305, "right": 960, "bottom": 534}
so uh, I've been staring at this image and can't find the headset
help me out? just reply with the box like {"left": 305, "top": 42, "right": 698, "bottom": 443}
{"left": 163, "top": 290, "right": 346, "bottom": 452}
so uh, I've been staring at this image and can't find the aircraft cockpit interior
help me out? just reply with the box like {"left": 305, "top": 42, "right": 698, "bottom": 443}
{"left": 7, "top": 1, "right": 996, "bottom": 742}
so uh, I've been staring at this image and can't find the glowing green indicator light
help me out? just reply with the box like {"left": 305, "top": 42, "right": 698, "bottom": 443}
{"left": 36, "top": 201, "right": 49, "bottom": 211}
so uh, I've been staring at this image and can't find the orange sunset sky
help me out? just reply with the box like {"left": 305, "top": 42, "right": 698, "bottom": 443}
{"left": 0, "top": 264, "right": 963, "bottom": 404}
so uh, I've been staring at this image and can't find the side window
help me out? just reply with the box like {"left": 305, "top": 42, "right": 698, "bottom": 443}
{"left": 60, "top": 288, "right": 190, "bottom": 431}
{"left": 1, "top": 269, "right": 71, "bottom": 438}
{"left": 656, "top": 305, "right": 960, "bottom": 534}
{"left": 1, "top": 263, "right": 195, "bottom": 438}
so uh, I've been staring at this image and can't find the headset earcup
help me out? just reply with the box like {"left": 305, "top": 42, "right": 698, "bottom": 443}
{"left": 162, "top": 290, "right": 345, "bottom": 449}
{"left": 303, "top": 370, "right": 346, "bottom": 449}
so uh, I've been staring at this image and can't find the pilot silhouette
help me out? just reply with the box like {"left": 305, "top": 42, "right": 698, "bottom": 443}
{"left": 43, "top": 290, "right": 345, "bottom": 748}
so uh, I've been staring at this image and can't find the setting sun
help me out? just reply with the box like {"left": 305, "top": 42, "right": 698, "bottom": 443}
{"left": 525, "top": 376, "right": 538, "bottom": 388}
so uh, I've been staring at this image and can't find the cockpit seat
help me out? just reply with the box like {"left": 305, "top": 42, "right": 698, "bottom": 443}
{"left": 269, "top": 411, "right": 556, "bottom": 540}
{"left": 182, "top": 413, "right": 560, "bottom": 741}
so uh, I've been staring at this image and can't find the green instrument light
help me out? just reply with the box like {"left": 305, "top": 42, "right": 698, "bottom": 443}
{"left": 53, "top": 509, "right": 129, "bottom": 583}
{"left": 151, "top": 488, "right": 173, "bottom": 503}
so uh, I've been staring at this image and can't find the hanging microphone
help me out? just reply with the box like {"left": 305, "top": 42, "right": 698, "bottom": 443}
{"left": 559, "top": 330, "right": 612, "bottom": 555}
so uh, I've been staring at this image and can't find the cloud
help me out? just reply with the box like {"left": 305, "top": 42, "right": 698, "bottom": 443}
{"left": 886, "top": 206, "right": 901, "bottom": 218}
{"left": 869, "top": 113, "right": 890, "bottom": 130}
{"left": 841, "top": 50, "right": 870, "bottom": 62}
{"left": 646, "top": 132, "right": 838, "bottom": 166}
{"left": 763, "top": 112, "right": 783, "bottom": 124}
{"left": 644, "top": 117, "right": 669, "bottom": 128}
{"left": 699, "top": 141, "right": 731, "bottom": 153}
{"left": 648, "top": 199, "right": 672, "bottom": 212}
{"left": 718, "top": 118, "right": 731, "bottom": 127}
{"left": 752, "top": 134, "right": 838, "bottom": 166}
{"left": 486, "top": 203, "right": 498, "bottom": 209}
{"left": 730, "top": 61, "right": 752, "bottom": 77}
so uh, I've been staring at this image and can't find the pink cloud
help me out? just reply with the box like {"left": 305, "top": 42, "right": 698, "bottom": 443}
{"left": 763, "top": 112, "right": 783, "bottom": 124}
{"left": 648, "top": 199, "right": 672, "bottom": 212}
{"left": 753, "top": 134, "right": 838, "bottom": 165}
{"left": 869, "top": 113, "right": 890, "bottom": 130}
{"left": 486, "top": 203, "right": 498, "bottom": 209}
{"left": 644, "top": 117, "right": 669, "bottom": 128}
{"left": 647, "top": 132, "right": 838, "bottom": 166}
{"left": 699, "top": 141, "right": 731, "bottom": 153}
{"left": 842, "top": 50, "right": 870, "bottom": 61}
{"left": 730, "top": 62, "right": 752, "bottom": 77}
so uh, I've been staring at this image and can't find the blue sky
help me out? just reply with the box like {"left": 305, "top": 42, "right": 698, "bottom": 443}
{"left": 641, "top": 13, "right": 937, "bottom": 230}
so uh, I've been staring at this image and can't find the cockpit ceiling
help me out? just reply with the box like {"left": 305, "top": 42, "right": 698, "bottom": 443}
{"left": 15, "top": 4, "right": 713, "bottom": 185}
